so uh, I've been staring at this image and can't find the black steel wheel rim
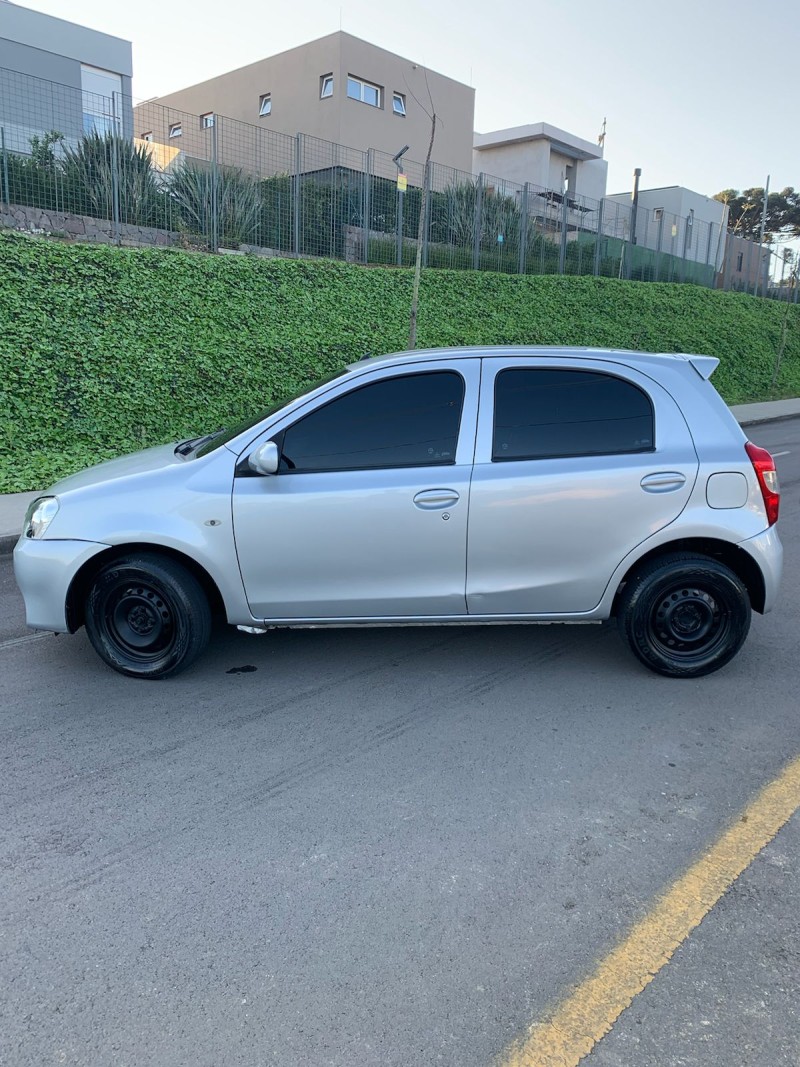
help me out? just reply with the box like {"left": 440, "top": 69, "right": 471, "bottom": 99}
{"left": 646, "top": 583, "right": 732, "bottom": 662}
{"left": 102, "top": 579, "right": 176, "bottom": 661}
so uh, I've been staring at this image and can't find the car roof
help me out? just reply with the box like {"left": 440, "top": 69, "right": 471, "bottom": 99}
{"left": 347, "top": 346, "right": 719, "bottom": 380}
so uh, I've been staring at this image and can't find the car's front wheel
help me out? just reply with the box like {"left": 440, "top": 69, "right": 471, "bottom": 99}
{"left": 84, "top": 553, "right": 211, "bottom": 679}
{"left": 618, "top": 553, "right": 751, "bottom": 678}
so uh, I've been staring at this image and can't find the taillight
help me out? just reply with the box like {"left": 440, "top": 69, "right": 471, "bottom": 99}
{"left": 745, "top": 441, "right": 780, "bottom": 525}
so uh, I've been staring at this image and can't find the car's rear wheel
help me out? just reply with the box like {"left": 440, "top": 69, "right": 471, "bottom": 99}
{"left": 618, "top": 553, "right": 751, "bottom": 678}
{"left": 84, "top": 554, "right": 211, "bottom": 679}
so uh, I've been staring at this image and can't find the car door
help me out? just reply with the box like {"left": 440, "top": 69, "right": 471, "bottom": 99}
{"left": 233, "top": 359, "right": 480, "bottom": 620}
{"left": 466, "top": 357, "right": 700, "bottom": 615}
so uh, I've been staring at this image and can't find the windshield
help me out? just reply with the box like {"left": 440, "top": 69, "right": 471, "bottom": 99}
{"left": 195, "top": 367, "right": 350, "bottom": 457}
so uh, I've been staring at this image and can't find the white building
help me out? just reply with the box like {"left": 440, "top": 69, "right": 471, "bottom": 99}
{"left": 604, "top": 186, "right": 729, "bottom": 271}
{"left": 473, "top": 123, "right": 608, "bottom": 202}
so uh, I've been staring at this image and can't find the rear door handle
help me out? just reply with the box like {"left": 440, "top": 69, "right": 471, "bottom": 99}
{"left": 640, "top": 472, "right": 687, "bottom": 493}
{"left": 413, "top": 489, "right": 460, "bottom": 510}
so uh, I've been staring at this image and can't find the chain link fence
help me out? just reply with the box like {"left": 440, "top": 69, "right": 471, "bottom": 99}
{"left": 2, "top": 66, "right": 798, "bottom": 301}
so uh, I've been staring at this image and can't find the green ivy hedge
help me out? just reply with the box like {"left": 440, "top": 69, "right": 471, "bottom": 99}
{"left": 0, "top": 230, "right": 798, "bottom": 493}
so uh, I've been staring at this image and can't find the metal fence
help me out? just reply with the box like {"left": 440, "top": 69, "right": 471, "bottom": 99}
{"left": 1, "top": 66, "right": 798, "bottom": 301}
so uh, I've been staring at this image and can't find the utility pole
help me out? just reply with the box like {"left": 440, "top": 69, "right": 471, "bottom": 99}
{"left": 627, "top": 167, "right": 641, "bottom": 279}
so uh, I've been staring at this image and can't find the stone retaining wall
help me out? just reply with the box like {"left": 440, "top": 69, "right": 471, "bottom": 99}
{"left": 0, "top": 203, "right": 312, "bottom": 259}
{"left": 0, "top": 202, "right": 184, "bottom": 247}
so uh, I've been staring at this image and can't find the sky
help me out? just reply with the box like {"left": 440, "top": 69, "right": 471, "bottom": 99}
{"left": 13, "top": 0, "right": 800, "bottom": 201}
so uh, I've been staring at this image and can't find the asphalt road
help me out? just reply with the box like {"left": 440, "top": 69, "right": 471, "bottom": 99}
{"left": 1, "top": 418, "right": 798, "bottom": 1067}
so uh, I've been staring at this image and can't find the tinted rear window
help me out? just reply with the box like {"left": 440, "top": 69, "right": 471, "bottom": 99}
{"left": 493, "top": 368, "right": 654, "bottom": 461}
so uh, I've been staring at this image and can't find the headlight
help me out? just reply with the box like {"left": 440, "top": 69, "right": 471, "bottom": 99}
{"left": 24, "top": 496, "right": 60, "bottom": 539}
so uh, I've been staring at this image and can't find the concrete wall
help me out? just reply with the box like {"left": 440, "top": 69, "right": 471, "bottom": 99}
{"left": 720, "top": 233, "right": 770, "bottom": 291}
{"left": 0, "top": 62, "right": 84, "bottom": 149}
{"left": 472, "top": 140, "right": 551, "bottom": 188}
{"left": 0, "top": 2, "right": 132, "bottom": 76}
{"left": 138, "top": 32, "right": 475, "bottom": 173}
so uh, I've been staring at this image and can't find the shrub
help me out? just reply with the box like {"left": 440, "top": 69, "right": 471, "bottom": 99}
{"left": 169, "top": 162, "right": 262, "bottom": 247}
{"left": 62, "top": 131, "right": 165, "bottom": 226}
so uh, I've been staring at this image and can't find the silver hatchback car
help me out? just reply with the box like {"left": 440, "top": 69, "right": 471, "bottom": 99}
{"left": 14, "top": 346, "right": 782, "bottom": 679}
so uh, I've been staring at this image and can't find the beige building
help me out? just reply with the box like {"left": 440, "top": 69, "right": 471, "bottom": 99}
{"left": 134, "top": 32, "right": 474, "bottom": 173}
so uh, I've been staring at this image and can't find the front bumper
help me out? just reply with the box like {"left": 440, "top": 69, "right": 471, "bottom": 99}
{"left": 739, "top": 524, "right": 783, "bottom": 613}
{"left": 13, "top": 537, "right": 109, "bottom": 632}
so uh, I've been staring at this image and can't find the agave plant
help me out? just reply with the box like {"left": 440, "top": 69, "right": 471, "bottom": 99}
{"left": 434, "top": 180, "right": 523, "bottom": 257}
{"left": 62, "top": 131, "right": 163, "bottom": 226}
{"left": 169, "top": 162, "right": 261, "bottom": 247}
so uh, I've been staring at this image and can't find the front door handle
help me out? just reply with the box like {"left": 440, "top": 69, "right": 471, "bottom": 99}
{"left": 640, "top": 472, "right": 687, "bottom": 493}
{"left": 413, "top": 489, "right": 460, "bottom": 510}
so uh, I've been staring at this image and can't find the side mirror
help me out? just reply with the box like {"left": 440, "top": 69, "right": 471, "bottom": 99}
{"left": 247, "top": 440, "right": 280, "bottom": 476}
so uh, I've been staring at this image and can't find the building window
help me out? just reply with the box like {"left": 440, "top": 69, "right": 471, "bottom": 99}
{"left": 80, "top": 63, "right": 122, "bottom": 136}
{"left": 392, "top": 92, "right": 406, "bottom": 116}
{"left": 736, "top": 252, "right": 744, "bottom": 272}
{"left": 141, "top": 132, "right": 153, "bottom": 142}
{"left": 347, "top": 75, "right": 381, "bottom": 108}
{"left": 320, "top": 74, "right": 334, "bottom": 99}
{"left": 259, "top": 93, "right": 272, "bottom": 116}
{"left": 201, "top": 112, "right": 214, "bottom": 129}
{"left": 653, "top": 208, "right": 663, "bottom": 222}
{"left": 169, "top": 122, "right": 182, "bottom": 138}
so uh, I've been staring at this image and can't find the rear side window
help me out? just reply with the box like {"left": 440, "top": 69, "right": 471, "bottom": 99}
{"left": 493, "top": 368, "right": 654, "bottom": 461}
{"left": 280, "top": 371, "right": 464, "bottom": 472}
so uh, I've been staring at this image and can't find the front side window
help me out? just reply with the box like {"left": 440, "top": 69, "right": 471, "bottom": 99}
{"left": 320, "top": 74, "right": 334, "bottom": 98}
{"left": 492, "top": 368, "right": 654, "bottom": 461}
{"left": 347, "top": 75, "right": 381, "bottom": 108}
{"left": 279, "top": 372, "right": 464, "bottom": 472}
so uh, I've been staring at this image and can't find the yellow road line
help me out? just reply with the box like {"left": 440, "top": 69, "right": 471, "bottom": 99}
{"left": 499, "top": 753, "right": 800, "bottom": 1067}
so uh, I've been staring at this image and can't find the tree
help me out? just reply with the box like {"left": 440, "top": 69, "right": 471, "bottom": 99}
{"left": 406, "top": 69, "right": 437, "bottom": 350}
{"left": 713, "top": 186, "right": 800, "bottom": 243}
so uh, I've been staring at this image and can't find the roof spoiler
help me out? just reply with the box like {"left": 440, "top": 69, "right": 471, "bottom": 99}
{"left": 688, "top": 355, "right": 720, "bottom": 380}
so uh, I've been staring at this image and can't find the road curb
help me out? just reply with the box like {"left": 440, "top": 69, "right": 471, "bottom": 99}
{"left": 0, "top": 534, "right": 18, "bottom": 557}
{"left": 738, "top": 413, "right": 800, "bottom": 428}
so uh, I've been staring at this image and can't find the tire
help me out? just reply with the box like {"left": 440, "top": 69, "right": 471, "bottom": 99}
{"left": 618, "top": 552, "right": 751, "bottom": 678}
{"left": 84, "top": 553, "right": 212, "bottom": 679}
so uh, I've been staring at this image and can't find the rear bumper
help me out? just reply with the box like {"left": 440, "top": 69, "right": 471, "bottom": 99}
{"left": 739, "top": 525, "right": 783, "bottom": 613}
{"left": 13, "top": 537, "right": 109, "bottom": 632}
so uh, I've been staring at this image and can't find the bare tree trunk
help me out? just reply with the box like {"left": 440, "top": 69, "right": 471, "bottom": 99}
{"left": 771, "top": 272, "right": 796, "bottom": 390}
{"left": 408, "top": 114, "right": 436, "bottom": 349}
